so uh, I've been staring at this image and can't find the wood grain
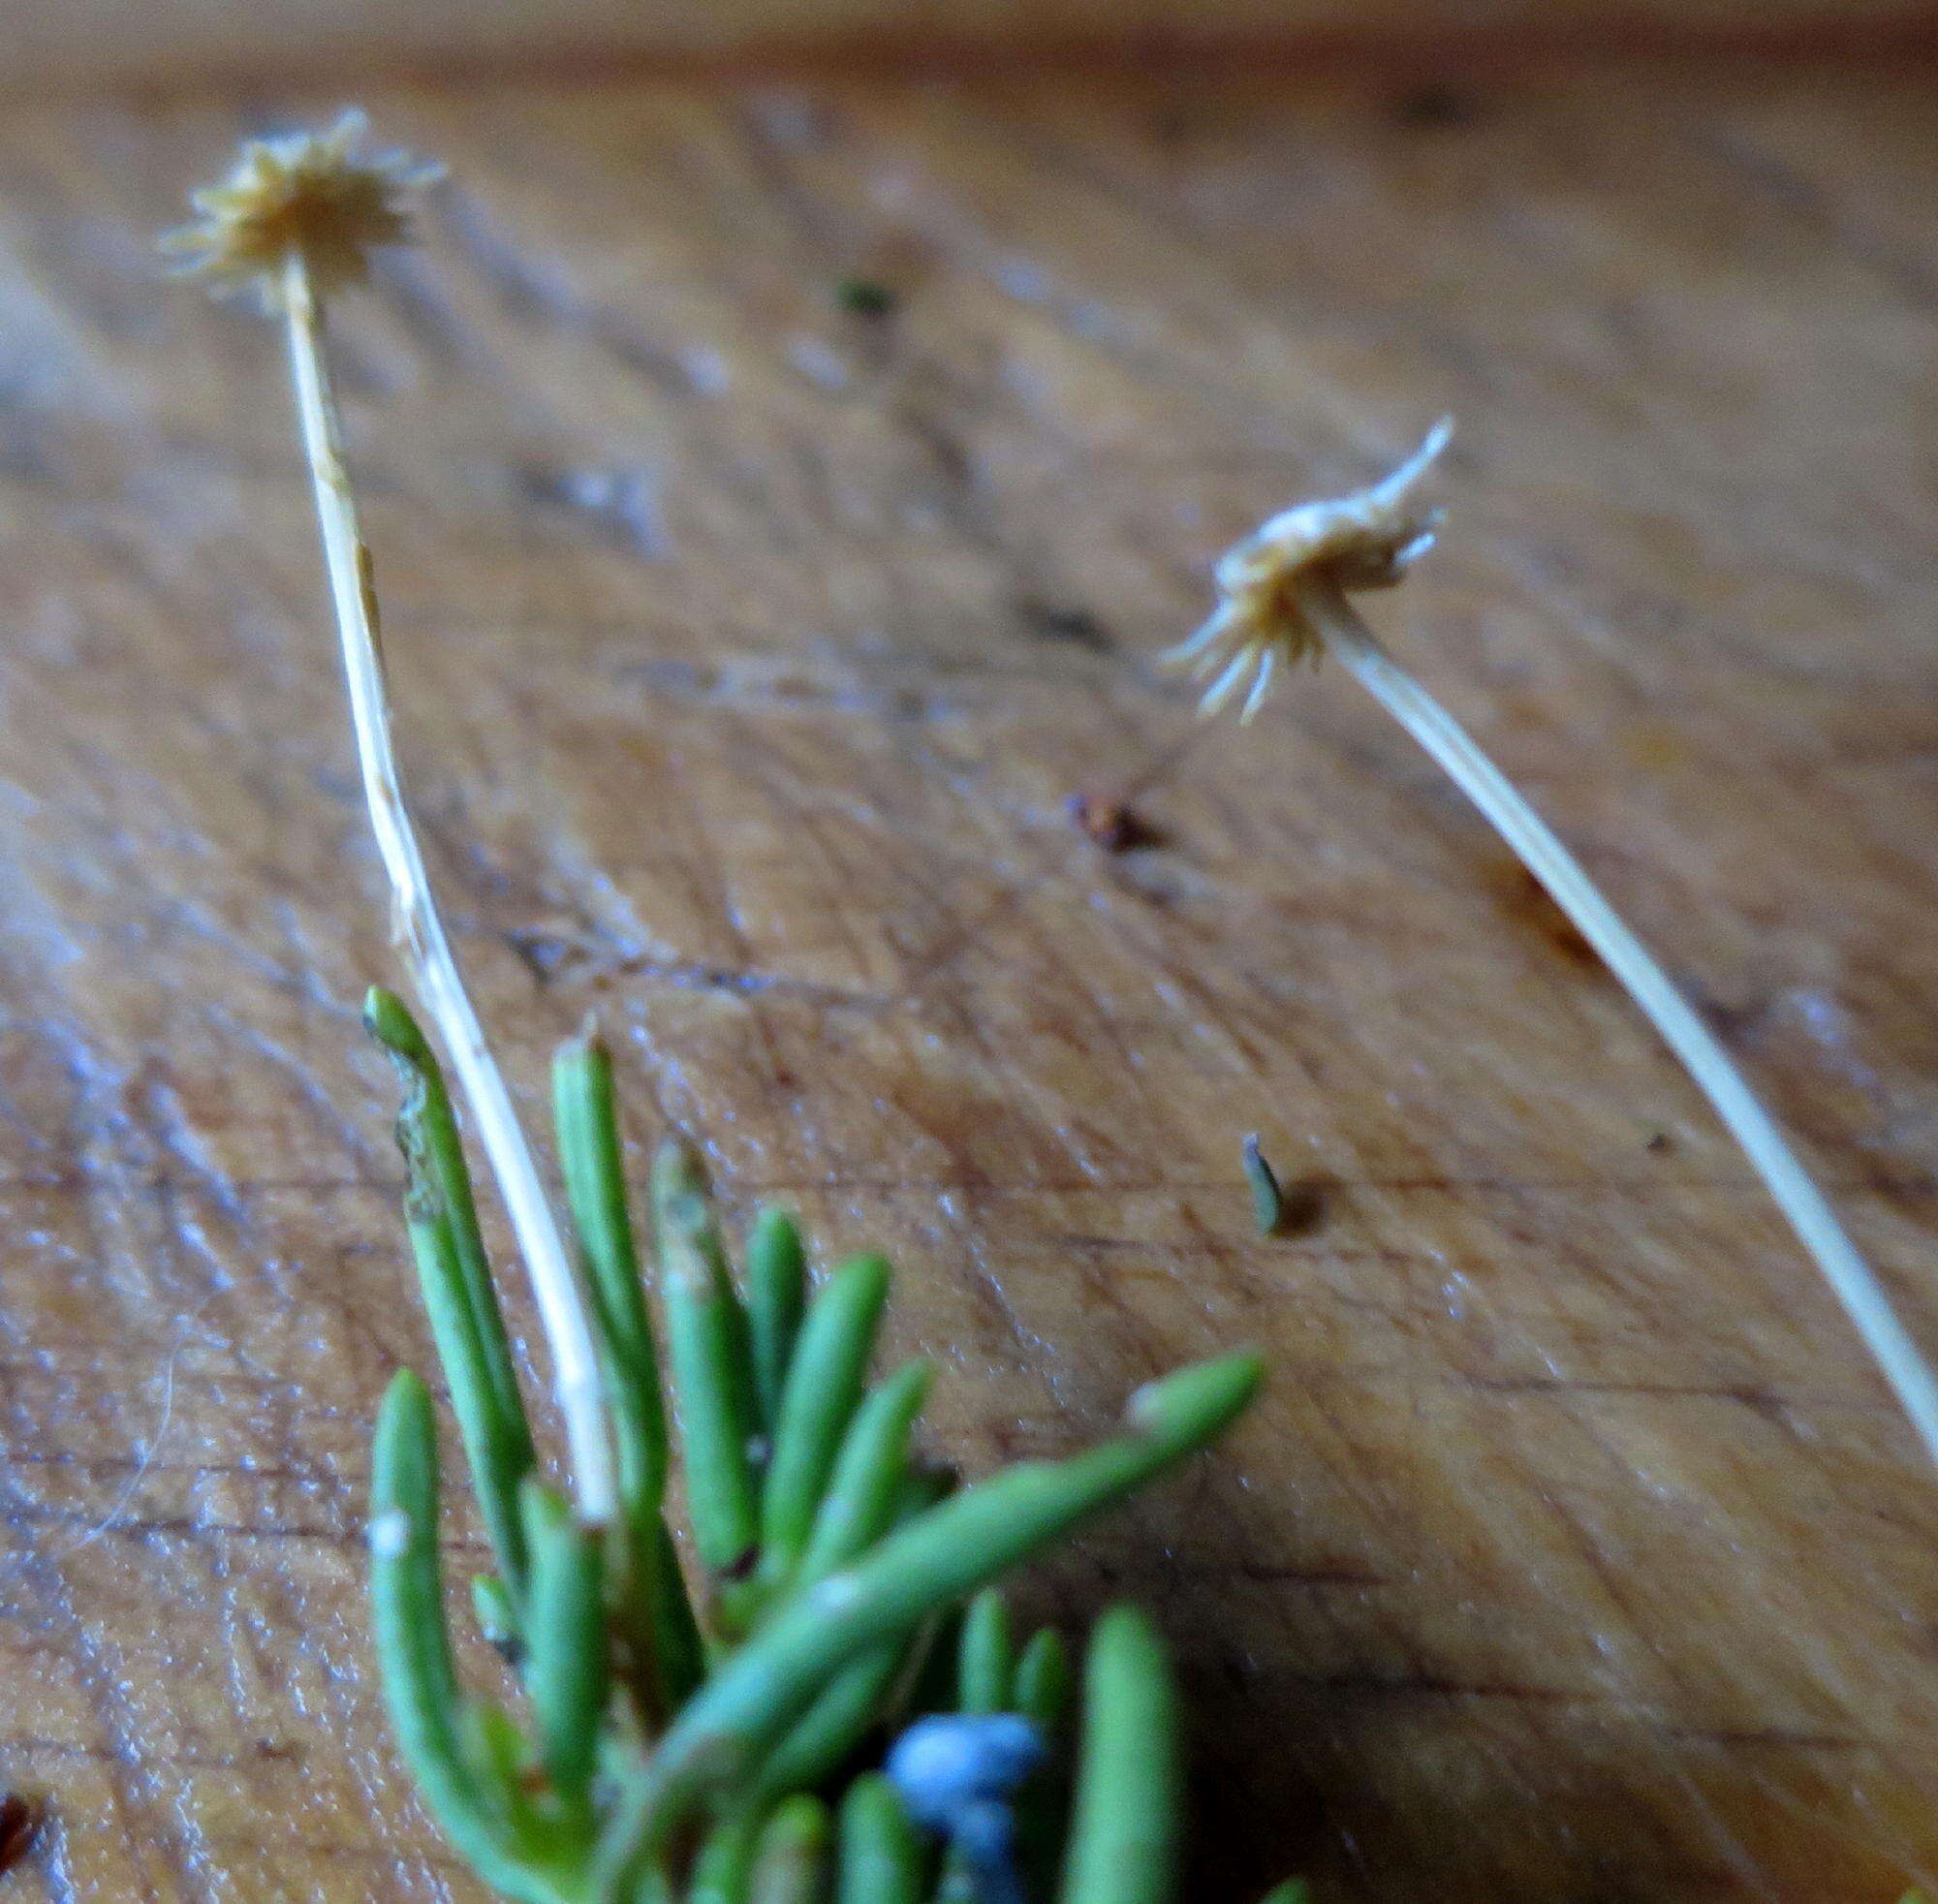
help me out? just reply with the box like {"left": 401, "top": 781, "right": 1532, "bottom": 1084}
{"left": 10, "top": 0, "right": 1938, "bottom": 94}
{"left": 2, "top": 63, "right": 1937, "bottom": 1904}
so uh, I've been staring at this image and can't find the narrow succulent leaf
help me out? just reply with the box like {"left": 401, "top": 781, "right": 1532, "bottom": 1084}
{"left": 688, "top": 1807, "right": 763, "bottom": 1904}
{"left": 797, "top": 1360, "right": 932, "bottom": 1590}
{"left": 453, "top": 1697, "right": 529, "bottom": 1811}
{"left": 1255, "top": 1885, "right": 1313, "bottom": 1904}
{"left": 619, "top": 1511, "right": 706, "bottom": 1725}
{"left": 369, "top": 991, "right": 534, "bottom": 1598}
{"left": 553, "top": 1037, "right": 670, "bottom": 1514}
{"left": 594, "top": 1352, "right": 1262, "bottom": 1888}
{"left": 1014, "top": 1628, "right": 1072, "bottom": 1734}
{"left": 749, "top": 1795, "right": 831, "bottom": 1904}
{"left": 453, "top": 1698, "right": 578, "bottom": 1862}
{"left": 552, "top": 1043, "right": 706, "bottom": 1724}
{"left": 367, "top": 989, "right": 532, "bottom": 1460}
{"left": 1013, "top": 1626, "right": 1075, "bottom": 1899}
{"left": 651, "top": 1138, "right": 762, "bottom": 1576}
{"left": 369, "top": 1372, "right": 572, "bottom": 1904}
{"left": 520, "top": 1481, "right": 610, "bottom": 1807}
{"left": 837, "top": 1776, "right": 922, "bottom": 1904}
{"left": 1059, "top": 1607, "right": 1180, "bottom": 1904}
{"left": 754, "top": 1639, "right": 908, "bottom": 1800}
{"left": 759, "top": 1254, "right": 891, "bottom": 1585}
{"left": 747, "top": 1208, "right": 808, "bottom": 1433}
{"left": 957, "top": 1589, "right": 1013, "bottom": 1715}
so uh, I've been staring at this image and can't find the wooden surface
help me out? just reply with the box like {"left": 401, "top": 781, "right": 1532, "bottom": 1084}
{"left": 3, "top": 61, "right": 1938, "bottom": 1904}
{"left": 11, "top": 3, "right": 1938, "bottom": 95}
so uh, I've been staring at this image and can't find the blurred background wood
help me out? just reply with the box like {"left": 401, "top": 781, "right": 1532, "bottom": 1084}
{"left": 3, "top": 47, "right": 1938, "bottom": 1904}
{"left": 7, "top": 0, "right": 1938, "bottom": 91}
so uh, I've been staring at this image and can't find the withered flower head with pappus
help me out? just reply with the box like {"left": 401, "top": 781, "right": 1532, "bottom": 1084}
{"left": 163, "top": 109, "right": 438, "bottom": 302}
{"left": 1165, "top": 417, "right": 1451, "bottom": 720}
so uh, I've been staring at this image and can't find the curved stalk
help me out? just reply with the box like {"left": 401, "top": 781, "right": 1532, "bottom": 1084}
{"left": 281, "top": 249, "right": 615, "bottom": 1523}
{"left": 1306, "top": 578, "right": 1938, "bottom": 1467}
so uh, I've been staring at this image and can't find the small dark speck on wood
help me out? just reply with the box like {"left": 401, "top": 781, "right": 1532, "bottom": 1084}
{"left": 1500, "top": 862, "right": 1600, "bottom": 971}
{"left": 834, "top": 276, "right": 897, "bottom": 317}
{"left": 0, "top": 1794, "right": 38, "bottom": 1874}
{"left": 1016, "top": 596, "right": 1115, "bottom": 653}
{"left": 1068, "top": 791, "right": 1154, "bottom": 854}
{"left": 1392, "top": 84, "right": 1483, "bottom": 130}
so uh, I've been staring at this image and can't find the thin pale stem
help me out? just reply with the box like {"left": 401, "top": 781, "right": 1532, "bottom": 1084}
{"left": 1306, "top": 578, "right": 1938, "bottom": 1469}
{"left": 281, "top": 248, "right": 617, "bottom": 1524}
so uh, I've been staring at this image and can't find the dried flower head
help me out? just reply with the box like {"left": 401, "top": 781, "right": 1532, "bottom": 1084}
{"left": 1165, "top": 418, "right": 1452, "bottom": 720}
{"left": 163, "top": 110, "right": 438, "bottom": 302}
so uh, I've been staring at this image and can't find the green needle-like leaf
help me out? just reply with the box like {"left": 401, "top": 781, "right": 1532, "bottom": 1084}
{"left": 749, "top": 1795, "right": 831, "bottom": 1904}
{"left": 957, "top": 1588, "right": 1013, "bottom": 1714}
{"left": 651, "top": 1137, "right": 761, "bottom": 1578}
{"left": 1014, "top": 1627, "right": 1072, "bottom": 1733}
{"left": 632, "top": 1512, "right": 706, "bottom": 1720}
{"left": 367, "top": 990, "right": 536, "bottom": 1602}
{"left": 370, "top": 1372, "right": 581, "bottom": 1904}
{"left": 553, "top": 1036, "right": 669, "bottom": 1514}
{"left": 753, "top": 1639, "right": 908, "bottom": 1800}
{"left": 1014, "top": 1624, "right": 1074, "bottom": 1899}
{"left": 1060, "top": 1607, "right": 1180, "bottom": 1904}
{"left": 760, "top": 1253, "right": 891, "bottom": 1585}
{"left": 837, "top": 1775, "right": 921, "bottom": 1904}
{"left": 687, "top": 1804, "right": 763, "bottom": 1904}
{"left": 797, "top": 1360, "right": 932, "bottom": 1590}
{"left": 595, "top": 1351, "right": 1262, "bottom": 1889}
{"left": 366, "top": 990, "right": 531, "bottom": 1451}
{"left": 747, "top": 1208, "right": 808, "bottom": 1434}
{"left": 553, "top": 1039, "right": 703, "bottom": 1723}
{"left": 520, "top": 1482, "right": 610, "bottom": 1809}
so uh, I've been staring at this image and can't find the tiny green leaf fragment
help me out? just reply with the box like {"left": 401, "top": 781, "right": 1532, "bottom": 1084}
{"left": 1241, "top": 1133, "right": 1284, "bottom": 1238}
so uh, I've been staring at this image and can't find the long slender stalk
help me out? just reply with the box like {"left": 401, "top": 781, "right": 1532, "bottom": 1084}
{"left": 281, "top": 249, "right": 616, "bottom": 1523}
{"left": 1305, "top": 577, "right": 1938, "bottom": 1466}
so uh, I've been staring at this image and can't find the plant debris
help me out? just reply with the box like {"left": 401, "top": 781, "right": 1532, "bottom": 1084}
{"left": 173, "top": 116, "right": 1280, "bottom": 1904}
{"left": 1242, "top": 1135, "right": 1284, "bottom": 1237}
{"left": 1067, "top": 791, "right": 1152, "bottom": 853}
{"left": 1172, "top": 422, "right": 1938, "bottom": 1469}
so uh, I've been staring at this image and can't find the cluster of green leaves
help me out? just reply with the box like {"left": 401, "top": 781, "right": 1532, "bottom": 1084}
{"left": 362, "top": 987, "right": 1271, "bottom": 1904}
